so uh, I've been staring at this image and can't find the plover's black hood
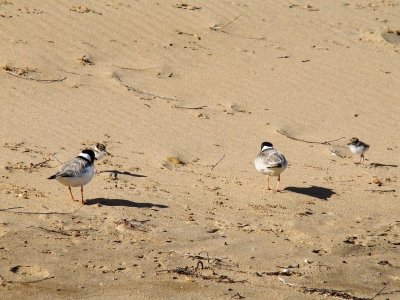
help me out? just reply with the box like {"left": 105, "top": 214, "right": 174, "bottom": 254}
{"left": 261, "top": 141, "right": 273, "bottom": 150}
{"left": 79, "top": 149, "right": 96, "bottom": 163}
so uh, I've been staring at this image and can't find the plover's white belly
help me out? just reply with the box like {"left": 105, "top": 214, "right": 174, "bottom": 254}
{"left": 57, "top": 166, "right": 94, "bottom": 187}
{"left": 349, "top": 144, "right": 366, "bottom": 155}
{"left": 254, "top": 158, "right": 287, "bottom": 176}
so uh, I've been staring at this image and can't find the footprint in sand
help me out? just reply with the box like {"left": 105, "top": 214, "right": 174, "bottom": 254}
{"left": 359, "top": 29, "right": 400, "bottom": 46}
{"left": 381, "top": 29, "right": 400, "bottom": 45}
{"left": 0, "top": 223, "right": 9, "bottom": 237}
{"left": 10, "top": 265, "right": 50, "bottom": 278}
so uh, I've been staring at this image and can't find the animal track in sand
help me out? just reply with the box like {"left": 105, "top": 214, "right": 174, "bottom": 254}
{"left": 0, "top": 11, "right": 12, "bottom": 18}
{"left": 115, "top": 219, "right": 152, "bottom": 233}
{"left": 3, "top": 160, "right": 51, "bottom": 173}
{"left": 344, "top": 1, "right": 400, "bottom": 10}
{"left": 288, "top": 4, "right": 319, "bottom": 11}
{"left": 2, "top": 65, "right": 36, "bottom": 76}
{"left": 1, "top": 182, "right": 46, "bottom": 199}
{"left": 3, "top": 141, "right": 47, "bottom": 155}
{"left": 17, "top": 7, "right": 44, "bottom": 14}
{"left": 2, "top": 142, "right": 54, "bottom": 172}
{"left": 70, "top": 6, "right": 102, "bottom": 15}
{"left": 0, "top": 1, "right": 12, "bottom": 18}
{"left": 105, "top": 2, "right": 131, "bottom": 9}
{"left": 217, "top": 103, "right": 251, "bottom": 115}
{"left": 173, "top": 3, "right": 201, "bottom": 10}
{"left": 332, "top": 221, "right": 400, "bottom": 257}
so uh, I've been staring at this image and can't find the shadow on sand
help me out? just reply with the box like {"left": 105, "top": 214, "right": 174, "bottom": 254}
{"left": 285, "top": 185, "right": 336, "bottom": 201}
{"left": 85, "top": 198, "right": 168, "bottom": 208}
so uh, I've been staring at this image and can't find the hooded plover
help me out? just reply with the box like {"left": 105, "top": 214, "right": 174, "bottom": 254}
{"left": 48, "top": 145, "right": 107, "bottom": 204}
{"left": 255, "top": 141, "right": 288, "bottom": 191}
{"left": 347, "top": 137, "right": 369, "bottom": 164}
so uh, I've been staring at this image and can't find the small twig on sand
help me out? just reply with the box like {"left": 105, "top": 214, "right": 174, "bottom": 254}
{"left": 231, "top": 292, "right": 246, "bottom": 299}
{"left": 369, "top": 162, "right": 398, "bottom": 168}
{"left": 11, "top": 205, "right": 83, "bottom": 215}
{"left": 365, "top": 189, "right": 396, "bottom": 193}
{"left": 5, "top": 70, "right": 66, "bottom": 83}
{"left": 112, "top": 73, "right": 178, "bottom": 101}
{"left": 210, "top": 15, "right": 241, "bottom": 31}
{"left": 28, "top": 226, "right": 71, "bottom": 236}
{"left": 210, "top": 15, "right": 266, "bottom": 40}
{"left": 176, "top": 30, "right": 201, "bottom": 40}
{"left": 113, "top": 65, "right": 156, "bottom": 71}
{"left": 278, "top": 277, "right": 369, "bottom": 300}
{"left": 7, "top": 276, "right": 55, "bottom": 285}
{"left": 0, "top": 206, "right": 24, "bottom": 212}
{"left": 157, "top": 266, "right": 246, "bottom": 283}
{"left": 59, "top": 69, "right": 82, "bottom": 75}
{"left": 379, "top": 289, "right": 400, "bottom": 297}
{"left": 173, "top": 105, "right": 207, "bottom": 110}
{"left": 211, "top": 154, "right": 225, "bottom": 171}
{"left": 371, "top": 283, "right": 389, "bottom": 300}
{"left": 28, "top": 225, "right": 97, "bottom": 236}
{"left": 220, "top": 30, "right": 266, "bottom": 40}
{"left": 166, "top": 250, "right": 226, "bottom": 262}
{"left": 276, "top": 129, "right": 345, "bottom": 145}
{"left": 59, "top": 69, "right": 93, "bottom": 77}
{"left": 52, "top": 154, "right": 63, "bottom": 165}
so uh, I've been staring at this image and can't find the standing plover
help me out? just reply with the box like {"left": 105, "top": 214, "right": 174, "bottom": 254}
{"left": 347, "top": 138, "right": 369, "bottom": 164}
{"left": 48, "top": 144, "right": 107, "bottom": 204}
{"left": 254, "top": 141, "right": 288, "bottom": 191}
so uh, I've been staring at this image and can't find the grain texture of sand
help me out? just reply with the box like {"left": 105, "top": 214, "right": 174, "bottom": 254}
{"left": 1, "top": 1, "right": 399, "bottom": 299}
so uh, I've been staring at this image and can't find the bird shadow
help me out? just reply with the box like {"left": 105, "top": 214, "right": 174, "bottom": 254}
{"left": 369, "top": 162, "right": 398, "bottom": 168}
{"left": 85, "top": 198, "right": 168, "bottom": 208}
{"left": 284, "top": 185, "right": 336, "bottom": 201}
{"left": 98, "top": 170, "right": 147, "bottom": 178}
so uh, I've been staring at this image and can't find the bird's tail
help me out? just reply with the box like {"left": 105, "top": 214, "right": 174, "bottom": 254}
{"left": 47, "top": 174, "right": 57, "bottom": 180}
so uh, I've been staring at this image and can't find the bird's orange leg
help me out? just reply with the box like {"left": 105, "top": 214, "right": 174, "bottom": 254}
{"left": 68, "top": 186, "right": 77, "bottom": 201}
{"left": 276, "top": 175, "right": 281, "bottom": 192}
{"left": 266, "top": 175, "right": 270, "bottom": 191}
{"left": 80, "top": 186, "right": 86, "bottom": 204}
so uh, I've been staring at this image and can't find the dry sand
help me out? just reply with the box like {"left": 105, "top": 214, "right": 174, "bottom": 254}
{"left": 1, "top": 0, "right": 400, "bottom": 299}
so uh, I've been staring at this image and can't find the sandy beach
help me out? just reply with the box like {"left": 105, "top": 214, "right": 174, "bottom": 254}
{"left": 1, "top": 1, "right": 400, "bottom": 299}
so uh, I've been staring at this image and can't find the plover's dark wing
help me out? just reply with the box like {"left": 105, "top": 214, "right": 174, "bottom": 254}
{"left": 48, "top": 158, "right": 91, "bottom": 179}
{"left": 259, "top": 150, "right": 287, "bottom": 168}
{"left": 358, "top": 141, "right": 369, "bottom": 149}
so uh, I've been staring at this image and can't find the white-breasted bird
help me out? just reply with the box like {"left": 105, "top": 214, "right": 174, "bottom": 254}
{"left": 347, "top": 137, "right": 369, "bottom": 164}
{"left": 254, "top": 141, "right": 288, "bottom": 192}
{"left": 48, "top": 144, "right": 107, "bottom": 204}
